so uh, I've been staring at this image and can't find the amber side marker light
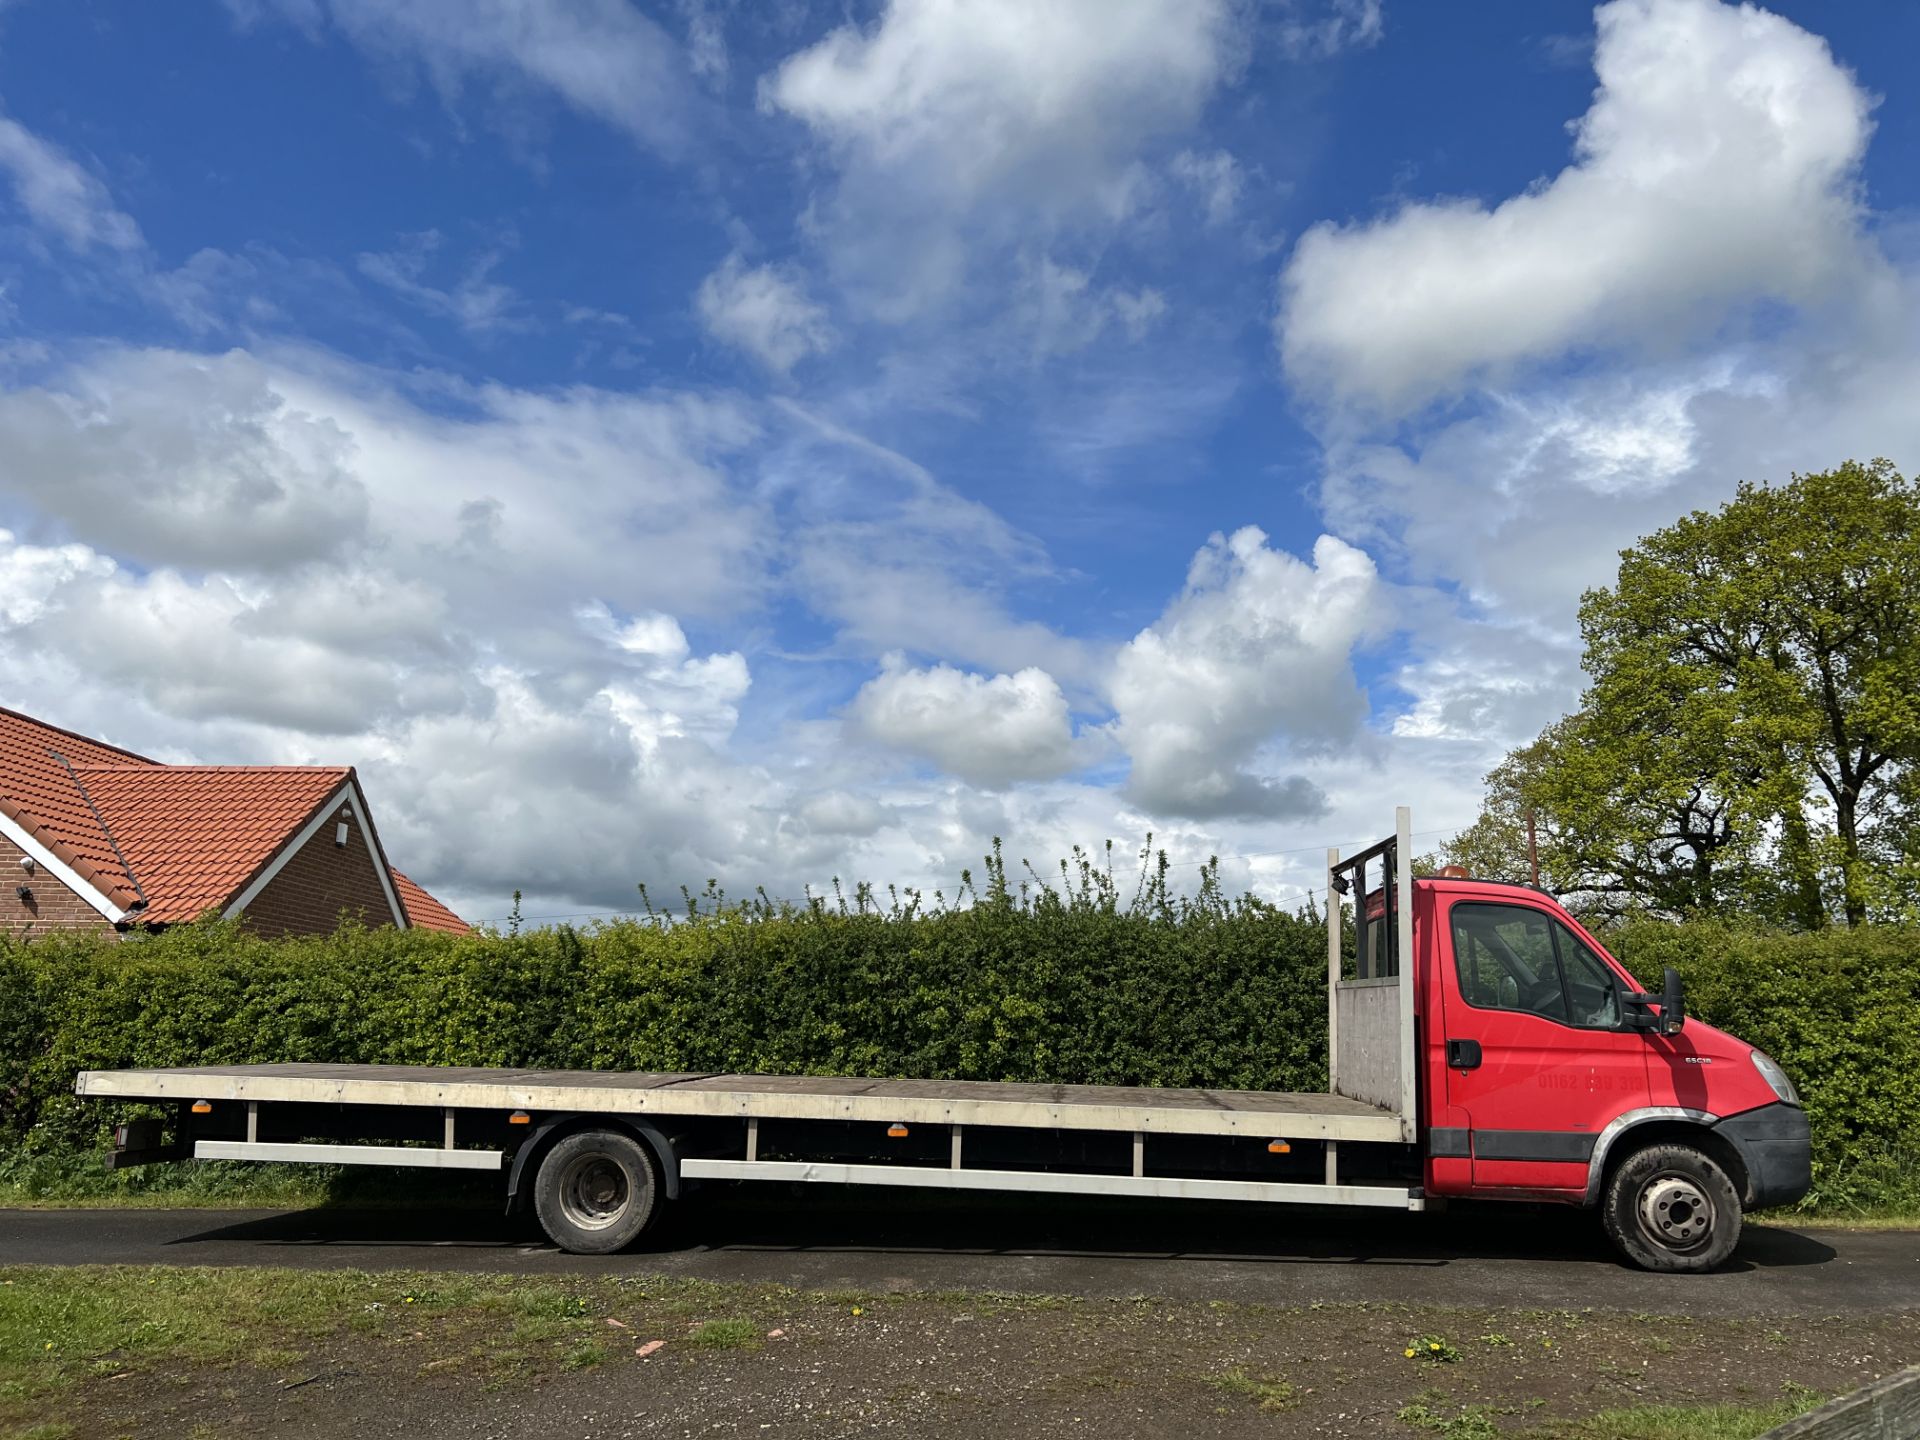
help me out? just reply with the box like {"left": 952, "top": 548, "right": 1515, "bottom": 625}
{"left": 1267, "top": 1139, "right": 1291, "bottom": 1154}
{"left": 508, "top": 1111, "right": 531, "bottom": 1125}
{"left": 886, "top": 1123, "right": 909, "bottom": 1138}
{"left": 191, "top": 1101, "right": 213, "bottom": 1115}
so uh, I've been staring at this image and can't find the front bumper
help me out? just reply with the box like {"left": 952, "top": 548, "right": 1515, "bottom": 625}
{"left": 1714, "top": 1103, "right": 1812, "bottom": 1210}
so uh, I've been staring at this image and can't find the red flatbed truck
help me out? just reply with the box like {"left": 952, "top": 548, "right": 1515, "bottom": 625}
{"left": 75, "top": 809, "right": 1810, "bottom": 1272}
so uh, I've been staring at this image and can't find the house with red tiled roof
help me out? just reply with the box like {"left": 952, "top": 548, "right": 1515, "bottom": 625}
{"left": 0, "top": 704, "right": 467, "bottom": 938}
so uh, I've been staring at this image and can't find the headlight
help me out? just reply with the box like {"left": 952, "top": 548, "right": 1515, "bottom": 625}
{"left": 1751, "top": 1050, "right": 1800, "bottom": 1106}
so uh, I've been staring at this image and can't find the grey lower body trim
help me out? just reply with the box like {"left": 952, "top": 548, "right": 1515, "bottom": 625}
{"left": 1428, "top": 1127, "right": 1471, "bottom": 1158}
{"left": 679, "top": 1158, "right": 1424, "bottom": 1210}
{"left": 1470, "top": 1129, "right": 1597, "bottom": 1163}
{"left": 196, "top": 1140, "right": 504, "bottom": 1171}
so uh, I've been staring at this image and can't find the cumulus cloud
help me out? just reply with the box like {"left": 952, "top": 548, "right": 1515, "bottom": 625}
{"left": 0, "top": 344, "right": 768, "bottom": 614}
{"left": 0, "top": 112, "right": 143, "bottom": 253}
{"left": 850, "top": 656, "right": 1079, "bottom": 787}
{"left": 1278, "top": 0, "right": 1875, "bottom": 414}
{"left": 0, "top": 529, "right": 112, "bottom": 626}
{"left": 0, "top": 348, "right": 370, "bottom": 571}
{"left": 763, "top": 0, "right": 1246, "bottom": 313}
{"left": 1110, "top": 527, "right": 1377, "bottom": 819}
{"left": 695, "top": 253, "right": 834, "bottom": 373}
{"left": 225, "top": 0, "right": 698, "bottom": 156}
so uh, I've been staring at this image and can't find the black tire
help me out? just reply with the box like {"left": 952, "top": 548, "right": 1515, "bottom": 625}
{"left": 532, "top": 1128, "right": 661, "bottom": 1255}
{"left": 1602, "top": 1142, "right": 1742, "bottom": 1272}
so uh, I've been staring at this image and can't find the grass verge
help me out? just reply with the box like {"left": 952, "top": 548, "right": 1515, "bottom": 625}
{"left": 0, "top": 1267, "right": 1900, "bottom": 1439}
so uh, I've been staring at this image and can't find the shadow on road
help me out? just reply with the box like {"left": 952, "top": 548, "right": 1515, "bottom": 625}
{"left": 162, "top": 1184, "right": 1840, "bottom": 1274}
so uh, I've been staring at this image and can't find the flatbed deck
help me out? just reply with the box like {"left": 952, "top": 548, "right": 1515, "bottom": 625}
{"left": 75, "top": 1063, "right": 1404, "bottom": 1143}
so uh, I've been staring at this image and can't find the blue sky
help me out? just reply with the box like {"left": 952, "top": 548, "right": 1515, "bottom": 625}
{"left": 1, "top": 0, "right": 1915, "bottom": 923}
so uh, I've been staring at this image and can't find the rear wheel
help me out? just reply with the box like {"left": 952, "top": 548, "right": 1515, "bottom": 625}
{"left": 1602, "top": 1142, "right": 1741, "bottom": 1272}
{"left": 533, "top": 1128, "right": 661, "bottom": 1255}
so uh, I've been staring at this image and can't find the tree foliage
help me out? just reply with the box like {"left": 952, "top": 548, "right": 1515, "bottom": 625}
{"left": 1452, "top": 460, "right": 1920, "bottom": 926}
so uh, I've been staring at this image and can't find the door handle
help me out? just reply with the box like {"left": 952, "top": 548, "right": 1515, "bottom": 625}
{"left": 1447, "top": 1039, "right": 1482, "bottom": 1070}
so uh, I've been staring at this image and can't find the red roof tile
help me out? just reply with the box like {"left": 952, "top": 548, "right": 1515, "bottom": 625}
{"left": 71, "top": 766, "right": 353, "bottom": 924}
{"left": 390, "top": 868, "right": 470, "bottom": 933}
{"left": 0, "top": 706, "right": 156, "bottom": 911}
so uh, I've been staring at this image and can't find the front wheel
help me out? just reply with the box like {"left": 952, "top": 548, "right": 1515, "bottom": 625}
{"left": 533, "top": 1128, "right": 661, "bottom": 1255}
{"left": 1601, "top": 1142, "right": 1741, "bottom": 1272}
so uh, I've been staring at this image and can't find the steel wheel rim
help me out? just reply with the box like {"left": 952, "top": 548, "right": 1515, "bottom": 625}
{"left": 557, "top": 1153, "right": 630, "bottom": 1230}
{"left": 1637, "top": 1172, "right": 1714, "bottom": 1253}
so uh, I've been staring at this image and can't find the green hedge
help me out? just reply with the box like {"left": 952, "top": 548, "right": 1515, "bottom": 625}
{"left": 2, "top": 893, "right": 1915, "bottom": 1214}
{"left": 0, "top": 881, "right": 1332, "bottom": 1168}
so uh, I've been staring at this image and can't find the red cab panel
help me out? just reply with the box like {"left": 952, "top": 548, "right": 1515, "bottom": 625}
{"left": 1423, "top": 883, "right": 1651, "bottom": 1200}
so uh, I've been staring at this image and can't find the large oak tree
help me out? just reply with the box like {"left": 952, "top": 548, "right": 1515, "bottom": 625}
{"left": 1452, "top": 460, "right": 1920, "bottom": 927}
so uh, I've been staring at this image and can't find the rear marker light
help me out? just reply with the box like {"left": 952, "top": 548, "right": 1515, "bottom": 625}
{"left": 1267, "top": 1139, "right": 1291, "bottom": 1154}
{"left": 887, "top": 1123, "right": 909, "bottom": 1138}
{"left": 191, "top": 1101, "right": 213, "bottom": 1114}
{"left": 509, "top": 1111, "right": 531, "bottom": 1125}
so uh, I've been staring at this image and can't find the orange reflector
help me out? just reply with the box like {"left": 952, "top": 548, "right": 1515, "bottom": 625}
{"left": 509, "top": 1111, "right": 531, "bottom": 1125}
{"left": 1267, "top": 1139, "right": 1291, "bottom": 1154}
{"left": 886, "top": 1123, "right": 909, "bottom": 1138}
{"left": 191, "top": 1101, "right": 212, "bottom": 1114}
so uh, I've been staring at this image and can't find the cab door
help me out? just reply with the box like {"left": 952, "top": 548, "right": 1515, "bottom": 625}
{"left": 1436, "top": 897, "right": 1650, "bottom": 1195}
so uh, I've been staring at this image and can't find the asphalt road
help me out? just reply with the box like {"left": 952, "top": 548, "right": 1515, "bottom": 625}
{"left": 6, "top": 1190, "right": 1917, "bottom": 1317}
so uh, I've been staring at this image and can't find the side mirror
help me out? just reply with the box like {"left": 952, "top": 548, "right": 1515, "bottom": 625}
{"left": 1660, "top": 966, "right": 1686, "bottom": 1035}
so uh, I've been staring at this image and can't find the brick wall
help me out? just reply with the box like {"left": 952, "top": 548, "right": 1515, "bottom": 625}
{"left": 0, "top": 830, "right": 116, "bottom": 938}
{"left": 240, "top": 802, "right": 402, "bottom": 938}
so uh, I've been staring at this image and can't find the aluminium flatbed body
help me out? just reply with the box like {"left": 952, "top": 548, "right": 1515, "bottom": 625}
{"left": 75, "top": 1063, "right": 1402, "bottom": 1142}
{"left": 75, "top": 1062, "right": 1425, "bottom": 1221}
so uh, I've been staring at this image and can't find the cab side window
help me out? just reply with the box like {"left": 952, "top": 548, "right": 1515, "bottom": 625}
{"left": 1450, "top": 903, "right": 1570, "bottom": 1024}
{"left": 1450, "top": 901, "right": 1625, "bottom": 1029}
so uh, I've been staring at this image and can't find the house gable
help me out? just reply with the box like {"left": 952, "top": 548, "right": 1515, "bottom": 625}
{"left": 2, "top": 705, "right": 465, "bottom": 938}
{"left": 227, "top": 781, "right": 407, "bottom": 936}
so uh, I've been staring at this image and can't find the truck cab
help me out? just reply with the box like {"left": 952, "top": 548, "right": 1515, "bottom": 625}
{"left": 1409, "top": 874, "right": 1811, "bottom": 1270}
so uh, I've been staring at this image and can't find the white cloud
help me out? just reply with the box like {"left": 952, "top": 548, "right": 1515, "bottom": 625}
{"left": 0, "top": 112, "right": 143, "bottom": 253}
{"left": 851, "top": 656, "right": 1079, "bottom": 787}
{"left": 1019, "top": 258, "right": 1167, "bottom": 357}
{"left": 0, "top": 342, "right": 1132, "bottom": 914}
{"left": 764, "top": 0, "right": 1246, "bottom": 314}
{"left": 0, "top": 348, "right": 370, "bottom": 571}
{"left": 226, "top": 0, "right": 697, "bottom": 155}
{"left": 767, "top": 399, "right": 1096, "bottom": 685}
{"left": 357, "top": 230, "right": 524, "bottom": 334}
{"left": 0, "top": 528, "right": 112, "bottom": 626}
{"left": 1274, "top": 0, "right": 1384, "bottom": 60}
{"left": 1110, "top": 527, "right": 1377, "bottom": 819}
{"left": 696, "top": 252, "right": 834, "bottom": 373}
{"left": 1171, "top": 148, "right": 1241, "bottom": 227}
{"left": 1278, "top": 0, "right": 1875, "bottom": 414}
{"left": 0, "top": 345, "right": 771, "bottom": 625}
